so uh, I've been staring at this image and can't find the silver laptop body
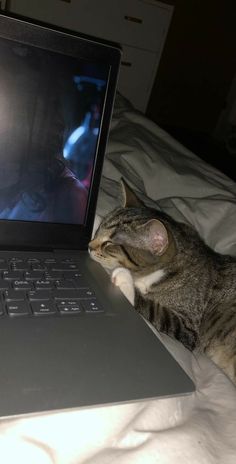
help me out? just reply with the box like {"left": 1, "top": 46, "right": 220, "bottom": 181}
{"left": 0, "top": 13, "right": 194, "bottom": 417}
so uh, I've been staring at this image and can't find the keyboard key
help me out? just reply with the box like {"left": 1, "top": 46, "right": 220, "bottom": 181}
{"left": 11, "top": 262, "right": 29, "bottom": 271}
{"left": 13, "top": 280, "right": 32, "bottom": 290}
{"left": 50, "top": 263, "right": 79, "bottom": 271}
{"left": 54, "top": 289, "right": 96, "bottom": 300}
{"left": 26, "top": 258, "right": 41, "bottom": 264}
{"left": 28, "top": 290, "right": 52, "bottom": 301}
{"left": 25, "top": 270, "right": 44, "bottom": 280}
{"left": 44, "top": 258, "right": 57, "bottom": 264}
{"left": 31, "top": 301, "right": 57, "bottom": 315}
{"left": 35, "top": 280, "right": 54, "bottom": 289}
{"left": 9, "top": 258, "right": 24, "bottom": 263}
{"left": 7, "top": 302, "right": 31, "bottom": 316}
{"left": 83, "top": 289, "right": 96, "bottom": 298}
{"left": 3, "top": 271, "right": 23, "bottom": 280}
{"left": 82, "top": 300, "right": 104, "bottom": 313}
{"left": 4, "top": 290, "right": 26, "bottom": 301}
{"left": 44, "top": 271, "right": 63, "bottom": 280}
{"left": 57, "top": 300, "right": 82, "bottom": 314}
{"left": 31, "top": 263, "right": 47, "bottom": 271}
{"left": 63, "top": 271, "right": 82, "bottom": 279}
{"left": 55, "top": 280, "right": 75, "bottom": 289}
{"left": 0, "top": 280, "right": 10, "bottom": 290}
{"left": 0, "top": 260, "right": 8, "bottom": 271}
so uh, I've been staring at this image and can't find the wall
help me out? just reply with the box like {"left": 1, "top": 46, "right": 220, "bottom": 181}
{"left": 147, "top": 0, "right": 236, "bottom": 135}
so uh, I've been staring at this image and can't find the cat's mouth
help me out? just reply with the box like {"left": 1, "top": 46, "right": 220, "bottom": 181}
{"left": 89, "top": 248, "right": 117, "bottom": 270}
{"left": 88, "top": 248, "right": 99, "bottom": 261}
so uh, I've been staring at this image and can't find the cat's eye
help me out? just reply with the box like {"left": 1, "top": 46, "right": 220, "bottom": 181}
{"left": 102, "top": 241, "right": 119, "bottom": 256}
{"left": 101, "top": 240, "right": 113, "bottom": 250}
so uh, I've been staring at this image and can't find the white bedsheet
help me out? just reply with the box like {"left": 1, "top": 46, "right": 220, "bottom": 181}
{"left": 1, "top": 95, "right": 236, "bottom": 463}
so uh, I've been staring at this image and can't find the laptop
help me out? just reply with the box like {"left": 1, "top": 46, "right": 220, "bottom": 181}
{"left": 0, "top": 12, "right": 194, "bottom": 417}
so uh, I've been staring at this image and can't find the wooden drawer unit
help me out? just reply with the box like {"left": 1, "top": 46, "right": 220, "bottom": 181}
{"left": 8, "top": 0, "right": 173, "bottom": 111}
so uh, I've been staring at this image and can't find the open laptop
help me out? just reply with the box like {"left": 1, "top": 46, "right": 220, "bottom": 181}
{"left": 0, "top": 12, "right": 194, "bottom": 417}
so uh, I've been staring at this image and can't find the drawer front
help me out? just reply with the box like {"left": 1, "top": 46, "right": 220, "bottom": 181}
{"left": 118, "top": 45, "right": 158, "bottom": 112}
{"left": 97, "top": 0, "right": 173, "bottom": 53}
{"left": 9, "top": 0, "right": 173, "bottom": 52}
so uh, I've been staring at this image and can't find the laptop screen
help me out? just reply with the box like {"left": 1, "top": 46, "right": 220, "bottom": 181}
{"left": 0, "top": 34, "right": 109, "bottom": 226}
{"left": 0, "top": 13, "right": 120, "bottom": 250}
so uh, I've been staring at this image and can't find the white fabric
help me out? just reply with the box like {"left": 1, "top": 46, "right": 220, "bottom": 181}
{"left": 1, "top": 95, "right": 236, "bottom": 462}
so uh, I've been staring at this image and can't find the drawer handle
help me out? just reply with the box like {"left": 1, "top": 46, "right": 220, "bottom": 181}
{"left": 121, "top": 61, "right": 132, "bottom": 67}
{"left": 124, "top": 15, "right": 143, "bottom": 24}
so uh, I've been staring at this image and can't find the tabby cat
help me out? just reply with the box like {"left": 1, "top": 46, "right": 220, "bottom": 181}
{"left": 89, "top": 180, "right": 236, "bottom": 384}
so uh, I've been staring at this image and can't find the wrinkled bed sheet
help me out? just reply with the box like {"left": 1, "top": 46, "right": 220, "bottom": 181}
{"left": 1, "top": 95, "right": 236, "bottom": 463}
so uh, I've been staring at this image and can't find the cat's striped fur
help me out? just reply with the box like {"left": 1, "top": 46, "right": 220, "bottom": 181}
{"left": 89, "top": 181, "right": 236, "bottom": 384}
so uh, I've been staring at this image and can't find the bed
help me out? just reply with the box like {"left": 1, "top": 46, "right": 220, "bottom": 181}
{"left": 1, "top": 94, "right": 236, "bottom": 463}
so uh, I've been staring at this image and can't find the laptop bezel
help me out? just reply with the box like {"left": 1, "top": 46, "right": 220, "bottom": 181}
{"left": 0, "top": 13, "right": 121, "bottom": 251}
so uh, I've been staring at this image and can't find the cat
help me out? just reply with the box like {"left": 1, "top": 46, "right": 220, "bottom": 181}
{"left": 89, "top": 180, "right": 236, "bottom": 384}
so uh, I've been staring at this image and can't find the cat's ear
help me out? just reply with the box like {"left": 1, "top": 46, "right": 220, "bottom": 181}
{"left": 113, "top": 218, "right": 169, "bottom": 256}
{"left": 138, "top": 219, "right": 169, "bottom": 255}
{"left": 120, "top": 178, "right": 144, "bottom": 208}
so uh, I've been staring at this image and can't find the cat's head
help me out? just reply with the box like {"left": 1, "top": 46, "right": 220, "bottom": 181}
{"left": 89, "top": 180, "right": 176, "bottom": 272}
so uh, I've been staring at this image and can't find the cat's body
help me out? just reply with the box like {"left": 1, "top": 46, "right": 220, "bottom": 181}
{"left": 89, "top": 181, "right": 236, "bottom": 384}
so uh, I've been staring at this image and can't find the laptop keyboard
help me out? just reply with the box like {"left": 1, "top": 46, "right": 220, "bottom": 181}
{"left": 0, "top": 257, "right": 103, "bottom": 317}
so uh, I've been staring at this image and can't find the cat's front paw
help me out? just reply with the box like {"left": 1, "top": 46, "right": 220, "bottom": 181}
{"left": 112, "top": 267, "right": 135, "bottom": 306}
